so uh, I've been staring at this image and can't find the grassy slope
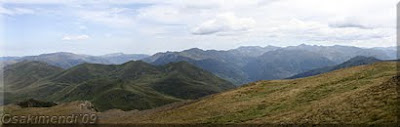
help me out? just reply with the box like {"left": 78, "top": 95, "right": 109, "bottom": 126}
{"left": 289, "top": 56, "right": 381, "bottom": 79}
{"left": 4, "top": 61, "right": 64, "bottom": 90}
{"left": 3, "top": 61, "right": 65, "bottom": 104}
{"left": 3, "top": 62, "right": 397, "bottom": 124}
{"left": 101, "top": 62, "right": 398, "bottom": 124}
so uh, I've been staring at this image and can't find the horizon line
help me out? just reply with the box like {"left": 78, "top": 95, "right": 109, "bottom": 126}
{"left": 1, "top": 43, "right": 397, "bottom": 57}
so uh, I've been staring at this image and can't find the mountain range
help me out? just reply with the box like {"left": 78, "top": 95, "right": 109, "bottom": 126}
{"left": 1, "top": 44, "right": 396, "bottom": 85}
{"left": 243, "top": 49, "right": 335, "bottom": 81}
{"left": 3, "top": 60, "right": 234, "bottom": 111}
{"left": 1, "top": 52, "right": 150, "bottom": 69}
{"left": 6, "top": 61, "right": 397, "bottom": 124}
{"left": 142, "top": 46, "right": 280, "bottom": 84}
{"left": 2, "top": 44, "right": 397, "bottom": 124}
{"left": 143, "top": 44, "right": 395, "bottom": 84}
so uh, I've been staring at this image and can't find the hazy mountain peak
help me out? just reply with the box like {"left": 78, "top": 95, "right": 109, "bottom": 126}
{"left": 229, "top": 45, "right": 280, "bottom": 57}
{"left": 102, "top": 52, "right": 126, "bottom": 57}
{"left": 183, "top": 48, "right": 204, "bottom": 52}
{"left": 121, "top": 60, "right": 149, "bottom": 66}
{"left": 295, "top": 43, "right": 323, "bottom": 48}
{"left": 36, "top": 52, "right": 72, "bottom": 56}
{"left": 298, "top": 43, "right": 309, "bottom": 46}
{"left": 235, "top": 45, "right": 279, "bottom": 50}
{"left": 236, "top": 46, "right": 263, "bottom": 49}
{"left": 29, "top": 52, "right": 93, "bottom": 59}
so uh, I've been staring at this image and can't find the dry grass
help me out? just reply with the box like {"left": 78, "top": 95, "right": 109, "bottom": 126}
{"left": 2, "top": 62, "right": 398, "bottom": 124}
{"left": 101, "top": 62, "right": 398, "bottom": 124}
{"left": 2, "top": 101, "right": 96, "bottom": 115}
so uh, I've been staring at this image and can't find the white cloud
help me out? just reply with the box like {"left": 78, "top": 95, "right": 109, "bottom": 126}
{"left": 2, "top": 0, "right": 398, "bottom": 56}
{"left": 75, "top": 7, "right": 136, "bottom": 28}
{"left": 136, "top": 5, "right": 182, "bottom": 25}
{"left": 191, "top": 12, "right": 256, "bottom": 35}
{"left": 0, "top": 6, "right": 35, "bottom": 15}
{"left": 62, "top": 35, "right": 90, "bottom": 41}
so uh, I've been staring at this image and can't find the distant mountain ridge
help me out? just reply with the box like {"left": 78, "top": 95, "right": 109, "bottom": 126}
{"left": 100, "top": 53, "right": 149, "bottom": 64}
{"left": 244, "top": 49, "right": 336, "bottom": 81}
{"left": 289, "top": 56, "right": 382, "bottom": 79}
{"left": 284, "top": 44, "right": 392, "bottom": 63}
{"left": 143, "top": 46, "right": 280, "bottom": 84}
{"left": 4, "top": 60, "right": 234, "bottom": 111}
{"left": 143, "top": 44, "right": 394, "bottom": 85}
{"left": 2, "top": 52, "right": 150, "bottom": 69}
{"left": 2, "top": 44, "right": 395, "bottom": 85}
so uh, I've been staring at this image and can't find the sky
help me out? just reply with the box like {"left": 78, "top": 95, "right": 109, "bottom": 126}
{"left": 0, "top": 0, "right": 398, "bottom": 56}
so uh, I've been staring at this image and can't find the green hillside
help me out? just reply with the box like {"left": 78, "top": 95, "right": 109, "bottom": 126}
{"left": 4, "top": 61, "right": 235, "bottom": 111}
{"left": 102, "top": 61, "right": 398, "bottom": 124}
{"left": 4, "top": 61, "right": 64, "bottom": 90}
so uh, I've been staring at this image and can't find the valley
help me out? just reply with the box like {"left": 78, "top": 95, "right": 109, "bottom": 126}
{"left": 3, "top": 61, "right": 234, "bottom": 111}
{"left": 2, "top": 61, "right": 398, "bottom": 124}
{"left": 1, "top": 44, "right": 397, "bottom": 124}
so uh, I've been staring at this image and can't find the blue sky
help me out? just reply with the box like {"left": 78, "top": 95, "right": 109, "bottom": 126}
{"left": 0, "top": 0, "right": 398, "bottom": 56}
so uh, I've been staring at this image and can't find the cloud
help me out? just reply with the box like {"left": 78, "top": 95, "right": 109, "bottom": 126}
{"left": 0, "top": 6, "right": 35, "bottom": 15}
{"left": 259, "top": 18, "right": 393, "bottom": 43}
{"left": 136, "top": 5, "right": 182, "bottom": 25}
{"left": 75, "top": 7, "right": 136, "bottom": 28}
{"left": 191, "top": 12, "right": 256, "bottom": 35}
{"left": 328, "top": 17, "right": 371, "bottom": 29}
{"left": 62, "top": 35, "right": 90, "bottom": 41}
{"left": 2, "top": 0, "right": 398, "bottom": 56}
{"left": 329, "top": 23, "right": 370, "bottom": 29}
